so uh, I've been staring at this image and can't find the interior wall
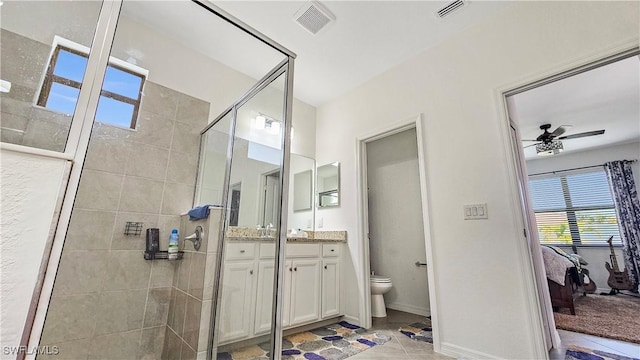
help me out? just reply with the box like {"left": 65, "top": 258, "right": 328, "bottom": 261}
{"left": 314, "top": 2, "right": 639, "bottom": 359}
{"left": 0, "top": 151, "right": 69, "bottom": 354}
{"left": 526, "top": 141, "right": 640, "bottom": 291}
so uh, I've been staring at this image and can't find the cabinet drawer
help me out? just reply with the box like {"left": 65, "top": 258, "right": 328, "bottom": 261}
{"left": 286, "top": 243, "right": 320, "bottom": 258}
{"left": 225, "top": 243, "right": 256, "bottom": 260}
{"left": 259, "top": 243, "right": 276, "bottom": 259}
{"left": 322, "top": 244, "right": 340, "bottom": 257}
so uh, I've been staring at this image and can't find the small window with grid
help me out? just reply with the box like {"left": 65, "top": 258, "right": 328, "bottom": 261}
{"left": 37, "top": 38, "right": 147, "bottom": 129}
{"left": 528, "top": 169, "right": 621, "bottom": 246}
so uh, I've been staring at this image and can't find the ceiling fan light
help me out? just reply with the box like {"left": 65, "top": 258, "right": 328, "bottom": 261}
{"left": 536, "top": 140, "right": 564, "bottom": 156}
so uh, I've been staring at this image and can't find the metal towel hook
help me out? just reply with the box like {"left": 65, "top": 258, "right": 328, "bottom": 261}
{"left": 185, "top": 225, "right": 203, "bottom": 251}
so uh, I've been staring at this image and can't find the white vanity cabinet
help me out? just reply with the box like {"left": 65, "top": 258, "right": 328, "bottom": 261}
{"left": 219, "top": 241, "right": 343, "bottom": 345}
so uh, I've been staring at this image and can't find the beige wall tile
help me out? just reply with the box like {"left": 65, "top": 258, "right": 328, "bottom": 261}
{"left": 111, "top": 212, "right": 159, "bottom": 250}
{"left": 132, "top": 111, "right": 174, "bottom": 149}
{"left": 87, "top": 330, "right": 141, "bottom": 360}
{"left": 197, "top": 301, "right": 212, "bottom": 352}
{"left": 0, "top": 29, "right": 49, "bottom": 88}
{"left": 166, "top": 151, "right": 198, "bottom": 185}
{"left": 125, "top": 143, "right": 170, "bottom": 180}
{"left": 40, "top": 294, "right": 99, "bottom": 344}
{"left": 21, "top": 117, "right": 70, "bottom": 152}
{"left": 84, "top": 137, "right": 130, "bottom": 174}
{"left": 138, "top": 326, "right": 166, "bottom": 360}
{"left": 171, "top": 121, "right": 201, "bottom": 155}
{"left": 53, "top": 250, "right": 108, "bottom": 295}
{"left": 150, "top": 261, "right": 176, "bottom": 288}
{"left": 176, "top": 93, "right": 209, "bottom": 128}
{"left": 65, "top": 210, "right": 116, "bottom": 250}
{"left": 94, "top": 289, "right": 147, "bottom": 335}
{"left": 144, "top": 287, "right": 172, "bottom": 328}
{"left": 140, "top": 82, "right": 179, "bottom": 119}
{"left": 102, "top": 251, "right": 152, "bottom": 291}
{"left": 172, "top": 290, "right": 188, "bottom": 336}
{"left": 182, "top": 296, "right": 202, "bottom": 351}
{"left": 181, "top": 341, "right": 197, "bottom": 360}
{"left": 36, "top": 338, "right": 91, "bottom": 360}
{"left": 161, "top": 182, "right": 195, "bottom": 215}
{"left": 0, "top": 128, "right": 24, "bottom": 145}
{"left": 202, "top": 253, "right": 218, "bottom": 301}
{"left": 119, "top": 176, "right": 164, "bottom": 214}
{"left": 1, "top": 112, "right": 29, "bottom": 132}
{"left": 188, "top": 253, "right": 206, "bottom": 300}
{"left": 167, "top": 288, "right": 177, "bottom": 331}
{"left": 174, "top": 252, "right": 192, "bottom": 292}
{"left": 74, "top": 170, "right": 123, "bottom": 211}
{"left": 1, "top": 96, "right": 33, "bottom": 118}
{"left": 161, "top": 327, "right": 181, "bottom": 360}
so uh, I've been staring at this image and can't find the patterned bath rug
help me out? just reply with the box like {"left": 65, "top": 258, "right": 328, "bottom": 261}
{"left": 565, "top": 345, "right": 639, "bottom": 360}
{"left": 218, "top": 321, "right": 391, "bottom": 360}
{"left": 399, "top": 316, "right": 433, "bottom": 344}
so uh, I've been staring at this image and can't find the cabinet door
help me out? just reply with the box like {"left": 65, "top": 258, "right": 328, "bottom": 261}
{"left": 290, "top": 259, "right": 321, "bottom": 326}
{"left": 282, "top": 260, "right": 292, "bottom": 327}
{"left": 254, "top": 261, "right": 275, "bottom": 335}
{"left": 322, "top": 259, "right": 340, "bottom": 318}
{"left": 217, "top": 261, "right": 255, "bottom": 344}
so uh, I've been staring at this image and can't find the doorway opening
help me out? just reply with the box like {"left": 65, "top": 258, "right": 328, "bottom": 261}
{"left": 356, "top": 115, "right": 438, "bottom": 347}
{"left": 504, "top": 48, "right": 640, "bottom": 354}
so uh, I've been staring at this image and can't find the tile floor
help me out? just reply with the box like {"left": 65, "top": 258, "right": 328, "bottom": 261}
{"left": 549, "top": 329, "right": 640, "bottom": 359}
{"left": 348, "top": 309, "right": 640, "bottom": 360}
{"left": 349, "top": 309, "right": 452, "bottom": 360}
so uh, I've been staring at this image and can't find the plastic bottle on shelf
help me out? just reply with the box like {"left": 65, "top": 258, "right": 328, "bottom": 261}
{"left": 168, "top": 229, "right": 179, "bottom": 260}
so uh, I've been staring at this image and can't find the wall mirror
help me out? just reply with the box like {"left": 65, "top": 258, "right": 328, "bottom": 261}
{"left": 317, "top": 162, "right": 340, "bottom": 207}
{"left": 288, "top": 154, "right": 315, "bottom": 230}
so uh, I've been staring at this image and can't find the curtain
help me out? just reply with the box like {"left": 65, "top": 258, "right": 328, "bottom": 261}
{"left": 604, "top": 160, "right": 640, "bottom": 293}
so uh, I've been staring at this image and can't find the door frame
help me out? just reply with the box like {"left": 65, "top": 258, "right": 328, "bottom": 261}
{"left": 355, "top": 114, "right": 440, "bottom": 348}
{"left": 494, "top": 42, "right": 639, "bottom": 352}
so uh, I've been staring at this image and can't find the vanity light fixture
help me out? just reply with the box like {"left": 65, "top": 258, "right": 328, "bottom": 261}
{"left": 253, "top": 114, "right": 281, "bottom": 135}
{"left": 536, "top": 140, "right": 564, "bottom": 156}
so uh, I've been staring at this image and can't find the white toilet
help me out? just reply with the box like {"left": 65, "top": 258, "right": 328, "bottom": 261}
{"left": 370, "top": 275, "right": 393, "bottom": 317}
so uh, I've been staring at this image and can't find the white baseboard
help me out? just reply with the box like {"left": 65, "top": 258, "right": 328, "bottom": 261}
{"left": 440, "top": 342, "right": 503, "bottom": 360}
{"left": 386, "top": 302, "right": 430, "bottom": 317}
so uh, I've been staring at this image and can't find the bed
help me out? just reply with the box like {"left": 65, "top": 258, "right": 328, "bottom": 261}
{"left": 541, "top": 246, "right": 590, "bottom": 315}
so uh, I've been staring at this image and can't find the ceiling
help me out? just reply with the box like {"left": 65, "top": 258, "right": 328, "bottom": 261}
{"left": 508, "top": 55, "right": 640, "bottom": 160}
{"left": 214, "top": 1, "right": 511, "bottom": 106}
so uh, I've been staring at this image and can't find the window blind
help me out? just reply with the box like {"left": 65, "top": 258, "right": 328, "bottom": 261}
{"left": 528, "top": 169, "right": 621, "bottom": 246}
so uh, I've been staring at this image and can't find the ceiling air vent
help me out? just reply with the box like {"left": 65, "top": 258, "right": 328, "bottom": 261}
{"left": 436, "top": 0, "right": 466, "bottom": 18}
{"left": 294, "top": 1, "right": 335, "bottom": 35}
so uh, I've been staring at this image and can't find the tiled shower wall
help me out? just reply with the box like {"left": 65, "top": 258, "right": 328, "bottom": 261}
{"left": 38, "top": 80, "right": 210, "bottom": 359}
{"left": 0, "top": 30, "right": 71, "bottom": 152}
{"left": 162, "top": 209, "right": 221, "bottom": 360}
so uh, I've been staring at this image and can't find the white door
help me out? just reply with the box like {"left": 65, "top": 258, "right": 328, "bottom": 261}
{"left": 289, "top": 259, "right": 321, "bottom": 325}
{"left": 366, "top": 128, "right": 430, "bottom": 316}
{"left": 321, "top": 259, "right": 340, "bottom": 318}
{"left": 254, "top": 261, "right": 275, "bottom": 335}
{"left": 218, "top": 261, "right": 255, "bottom": 343}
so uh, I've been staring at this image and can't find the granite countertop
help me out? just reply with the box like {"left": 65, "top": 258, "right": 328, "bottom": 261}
{"left": 225, "top": 228, "right": 347, "bottom": 243}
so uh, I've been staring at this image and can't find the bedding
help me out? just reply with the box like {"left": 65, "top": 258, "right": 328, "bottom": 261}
{"left": 541, "top": 246, "right": 574, "bottom": 285}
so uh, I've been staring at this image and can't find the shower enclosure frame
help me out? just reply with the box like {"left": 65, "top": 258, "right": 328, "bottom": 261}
{"left": 23, "top": 1, "right": 297, "bottom": 359}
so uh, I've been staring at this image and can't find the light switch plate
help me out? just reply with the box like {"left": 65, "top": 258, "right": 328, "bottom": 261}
{"left": 464, "top": 203, "right": 488, "bottom": 220}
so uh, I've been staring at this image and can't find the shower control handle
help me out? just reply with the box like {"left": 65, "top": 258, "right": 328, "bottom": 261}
{"left": 249, "top": 270, "right": 253, "bottom": 275}
{"left": 415, "top": 261, "right": 427, "bottom": 267}
{"left": 294, "top": 267, "right": 297, "bottom": 271}
{"left": 324, "top": 265, "right": 328, "bottom": 269}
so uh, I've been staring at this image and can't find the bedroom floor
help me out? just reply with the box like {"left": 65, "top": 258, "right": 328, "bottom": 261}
{"left": 549, "top": 329, "right": 640, "bottom": 359}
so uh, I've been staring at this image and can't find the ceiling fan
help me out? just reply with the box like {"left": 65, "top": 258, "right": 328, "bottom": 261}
{"left": 522, "top": 124, "right": 605, "bottom": 156}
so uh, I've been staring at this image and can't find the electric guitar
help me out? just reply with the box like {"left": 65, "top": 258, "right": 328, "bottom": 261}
{"left": 605, "top": 236, "right": 634, "bottom": 291}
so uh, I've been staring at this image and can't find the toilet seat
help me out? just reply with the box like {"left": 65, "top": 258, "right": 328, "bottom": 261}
{"left": 371, "top": 275, "right": 391, "bottom": 283}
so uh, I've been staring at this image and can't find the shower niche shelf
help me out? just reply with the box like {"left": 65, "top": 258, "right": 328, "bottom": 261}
{"left": 144, "top": 250, "right": 184, "bottom": 260}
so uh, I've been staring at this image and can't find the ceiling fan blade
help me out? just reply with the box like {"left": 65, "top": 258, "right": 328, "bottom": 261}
{"left": 550, "top": 125, "right": 572, "bottom": 137}
{"left": 558, "top": 129, "right": 605, "bottom": 140}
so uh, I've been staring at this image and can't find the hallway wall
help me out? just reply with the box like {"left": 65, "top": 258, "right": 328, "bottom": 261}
{"left": 315, "top": 2, "right": 639, "bottom": 359}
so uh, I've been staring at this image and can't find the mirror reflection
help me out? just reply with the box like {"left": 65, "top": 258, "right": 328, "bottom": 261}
{"left": 317, "top": 162, "right": 340, "bottom": 207}
{"left": 289, "top": 155, "right": 315, "bottom": 230}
